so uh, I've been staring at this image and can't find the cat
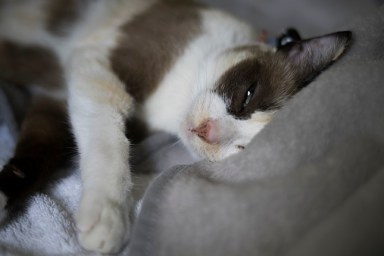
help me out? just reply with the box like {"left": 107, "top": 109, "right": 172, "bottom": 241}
{"left": 0, "top": 0, "right": 352, "bottom": 253}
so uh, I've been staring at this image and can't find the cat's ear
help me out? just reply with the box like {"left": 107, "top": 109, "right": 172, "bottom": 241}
{"left": 278, "top": 31, "right": 352, "bottom": 88}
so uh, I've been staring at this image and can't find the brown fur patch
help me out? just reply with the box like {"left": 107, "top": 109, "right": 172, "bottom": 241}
{"left": 0, "top": 40, "right": 63, "bottom": 89}
{"left": 0, "top": 97, "right": 74, "bottom": 208}
{"left": 110, "top": 2, "right": 203, "bottom": 102}
{"left": 45, "top": 0, "right": 91, "bottom": 37}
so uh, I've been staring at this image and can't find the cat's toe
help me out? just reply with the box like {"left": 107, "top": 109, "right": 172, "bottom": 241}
{"left": 76, "top": 197, "right": 130, "bottom": 253}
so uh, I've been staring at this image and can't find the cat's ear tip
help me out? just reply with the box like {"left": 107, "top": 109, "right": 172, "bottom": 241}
{"left": 334, "top": 30, "right": 353, "bottom": 41}
{"left": 332, "top": 30, "right": 353, "bottom": 57}
{"left": 328, "top": 30, "right": 353, "bottom": 47}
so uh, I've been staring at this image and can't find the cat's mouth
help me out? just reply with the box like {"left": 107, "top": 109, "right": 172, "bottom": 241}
{"left": 182, "top": 117, "right": 243, "bottom": 161}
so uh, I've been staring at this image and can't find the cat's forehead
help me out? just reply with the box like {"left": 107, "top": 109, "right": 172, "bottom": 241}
{"left": 214, "top": 48, "right": 297, "bottom": 119}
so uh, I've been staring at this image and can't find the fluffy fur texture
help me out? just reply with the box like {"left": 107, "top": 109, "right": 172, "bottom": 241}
{"left": 0, "top": 0, "right": 351, "bottom": 253}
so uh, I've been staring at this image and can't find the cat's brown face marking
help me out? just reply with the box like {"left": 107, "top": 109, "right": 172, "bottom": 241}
{"left": 0, "top": 40, "right": 63, "bottom": 89}
{"left": 110, "top": 2, "right": 203, "bottom": 102}
{"left": 215, "top": 51, "right": 295, "bottom": 120}
{"left": 0, "top": 96, "right": 74, "bottom": 208}
{"left": 215, "top": 31, "right": 352, "bottom": 120}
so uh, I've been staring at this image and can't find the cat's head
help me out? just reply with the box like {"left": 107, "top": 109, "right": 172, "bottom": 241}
{"left": 180, "top": 31, "right": 352, "bottom": 161}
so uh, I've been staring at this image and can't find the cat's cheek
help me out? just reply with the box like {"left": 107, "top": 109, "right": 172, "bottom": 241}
{"left": 180, "top": 134, "right": 210, "bottom": 160}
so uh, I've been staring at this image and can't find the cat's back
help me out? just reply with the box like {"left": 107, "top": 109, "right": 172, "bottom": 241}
{"left": 0, "top": 0, "right": 254, "bottom": 70}
{"left": 0, "top": 0, "right": 159, "bottom": 54}
{"left": 0, "top": 0, "right": 256, "bottom": 98}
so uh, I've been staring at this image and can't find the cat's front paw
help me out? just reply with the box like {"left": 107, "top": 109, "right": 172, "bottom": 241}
{"left": 76, "top": 195, "right": 131, "bottom": 253}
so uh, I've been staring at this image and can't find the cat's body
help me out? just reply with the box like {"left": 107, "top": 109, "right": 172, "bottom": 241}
{"left": 0, "top": 0, "right": 351, "bottom": 253}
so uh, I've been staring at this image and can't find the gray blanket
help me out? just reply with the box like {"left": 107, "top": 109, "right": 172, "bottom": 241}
{"left": 128, "top": 5, "right": 384, "bottom": 256}
{"left": 1, "top": 1, "right": 383, "bottom": 256}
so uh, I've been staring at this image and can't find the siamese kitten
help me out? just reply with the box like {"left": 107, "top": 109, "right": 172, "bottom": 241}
{"left": 0, "top": 0, "right": 351, "bottom": 253}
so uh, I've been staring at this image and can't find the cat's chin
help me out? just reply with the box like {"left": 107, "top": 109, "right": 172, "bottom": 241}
{"left": 179, "top": 118, "right": 246, "bottom": 162}
{"left": 179, "top": 129, "right": 217, "bottom": 161}
{"left": 180, "top": 128, "right": 243, "bottom": 162}
{"left": 188, "top": 142, "right": 243, "bottom": 162}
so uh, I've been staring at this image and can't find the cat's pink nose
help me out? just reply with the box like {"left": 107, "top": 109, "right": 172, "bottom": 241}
{"left": 190, "top": 119, "right": 219, "bottom": 144}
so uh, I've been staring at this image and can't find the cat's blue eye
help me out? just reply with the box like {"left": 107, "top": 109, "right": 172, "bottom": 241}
{"left": 242, "top": 86, "right": 255, "bottom": 108}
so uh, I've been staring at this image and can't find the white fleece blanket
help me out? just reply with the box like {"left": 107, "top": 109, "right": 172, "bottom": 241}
{"left": 0, "top": 170, "right": 84, "bottom": 255}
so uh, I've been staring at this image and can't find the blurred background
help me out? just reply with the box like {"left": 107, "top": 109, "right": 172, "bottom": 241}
{"left": 199, "top": 0, "right": 382, "bottom": 37}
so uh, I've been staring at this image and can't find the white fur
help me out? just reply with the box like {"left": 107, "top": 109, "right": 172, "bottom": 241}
{"left": 61, "top": 1, "right": 158, "bottom": 252}
{"left": 68, "top": 75, "right": 133, "bottom": 253}
{"left": 65, "top": 0, "right": 157, "bottom": 252}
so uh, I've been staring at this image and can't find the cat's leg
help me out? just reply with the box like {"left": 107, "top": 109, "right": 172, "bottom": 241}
{"left": 68, "top": 49, "right": 134, "bottom": 253}
{"left": 0, "top": 96, "right": 74, "bottom": 214}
